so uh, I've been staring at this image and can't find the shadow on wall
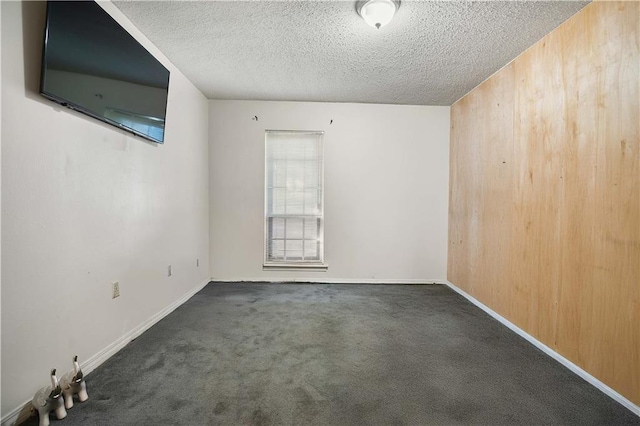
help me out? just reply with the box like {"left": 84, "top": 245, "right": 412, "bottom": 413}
{"left": 21, "top": 1, "right": 46, "bottom": 101}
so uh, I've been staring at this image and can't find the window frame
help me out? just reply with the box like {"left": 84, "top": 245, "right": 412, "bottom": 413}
{"left": 263, "top": 130, "right": 327, "bottom": 270}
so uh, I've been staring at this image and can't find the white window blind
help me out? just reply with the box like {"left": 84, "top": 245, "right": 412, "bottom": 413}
{"left": 265, "top": 130, "right": 324, "bottom": 264}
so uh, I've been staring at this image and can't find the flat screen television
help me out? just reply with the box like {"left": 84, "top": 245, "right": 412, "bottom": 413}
{"left": 40, "top": 1, "right": 170, "bottom": 144}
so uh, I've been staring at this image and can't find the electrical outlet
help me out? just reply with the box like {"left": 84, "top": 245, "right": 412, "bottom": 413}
{"left": 168, "top": 265, "right": 172, "bottom": 277}
{"left": 196, "top": 258, "right": 199, "bottom": 267}
{"left": 112, "top": 281, "right": 120, "bottom": 299}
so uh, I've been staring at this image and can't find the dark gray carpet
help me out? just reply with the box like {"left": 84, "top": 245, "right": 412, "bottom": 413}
{"left": 25, "top": 283, "right": 639, "bottom": 425}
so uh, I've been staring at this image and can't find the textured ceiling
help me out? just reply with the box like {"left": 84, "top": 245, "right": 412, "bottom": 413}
{"left": 113, "top": 0, "right": 589, "bottom": 106}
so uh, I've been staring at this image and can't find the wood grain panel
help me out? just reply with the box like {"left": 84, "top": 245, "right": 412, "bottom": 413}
{"left": 510, "top": 31, "right": 566, "bottom": 344}
{"left": 448, "top": 1, "right": 640, "bottom": 405}
{"left": 449, "top": 65, "right": 515, "bottom": 311}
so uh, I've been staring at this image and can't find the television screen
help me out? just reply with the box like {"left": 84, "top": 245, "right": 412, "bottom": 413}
{"left": 40, "top": 1, "right": 170, "bottom": 144}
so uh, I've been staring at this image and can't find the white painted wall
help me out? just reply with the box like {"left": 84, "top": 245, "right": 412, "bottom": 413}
{"left": 209, "top": 100, "right": 449, "bottom": 282}
{"left": 1, "top": 1, "right": 209, "bottom": 419}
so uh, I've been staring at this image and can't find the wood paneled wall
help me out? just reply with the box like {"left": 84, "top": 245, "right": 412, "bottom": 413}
{"left": 449, "top": 1, "right": 639, "bottom": 406}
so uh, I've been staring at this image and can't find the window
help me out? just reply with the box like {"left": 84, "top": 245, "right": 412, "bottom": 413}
{"left": 265, "top": 130, "right": 325, "bottom": 267}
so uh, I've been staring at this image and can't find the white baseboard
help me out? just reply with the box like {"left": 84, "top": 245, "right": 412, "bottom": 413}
{"left": 210, "top": 278, "right": 447, "bottom": 284}
{"left": 445, "top": 280, "right": 640, "bottom": 418}
{"left": 1, "top": 277, "right": 212, "bottom": 426}
{"left": 81, "top": 277, "right": 211, "bottom": 374}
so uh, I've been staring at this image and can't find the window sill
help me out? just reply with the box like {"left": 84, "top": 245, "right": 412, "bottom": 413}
{"left": 263, "top": 263, "right": 329, "bottom": 272}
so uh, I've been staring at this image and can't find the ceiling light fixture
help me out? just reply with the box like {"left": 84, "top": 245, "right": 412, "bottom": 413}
{"left": 356, "top": 0, "right": 400, "bottom": 29}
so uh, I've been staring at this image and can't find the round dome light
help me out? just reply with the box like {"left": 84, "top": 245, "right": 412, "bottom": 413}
{"left": 357, "top": 0, "right": 400, "bottom": 29}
